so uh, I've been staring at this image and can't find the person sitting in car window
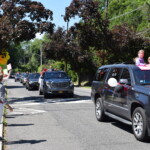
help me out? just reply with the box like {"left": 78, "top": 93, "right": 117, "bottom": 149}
{"left": 135, "top": 50, "right": 146, "bottom": 66}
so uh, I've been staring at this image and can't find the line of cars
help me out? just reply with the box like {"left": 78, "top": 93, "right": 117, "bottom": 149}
{"left": 14, "top": 70, "right": 74, "bottom": 98}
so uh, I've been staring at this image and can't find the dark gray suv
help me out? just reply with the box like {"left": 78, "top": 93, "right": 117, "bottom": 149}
{"left": 91, "top": 64, "right": 150, "bottom": 141}
{"left": 39, "top": 71, "right": 74, "bottom": 98}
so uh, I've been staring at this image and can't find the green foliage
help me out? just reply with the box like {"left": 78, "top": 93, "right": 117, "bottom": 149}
{"left": 8, "top": 44, "right": 24, "bottom": 69}
{"left": 107, "top": 0, "right": 149, "bottom": 34}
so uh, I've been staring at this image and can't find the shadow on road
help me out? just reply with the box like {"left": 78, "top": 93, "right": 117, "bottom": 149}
{"left": 111, "top": 121, "right": 132, "bottom": 134}
{"left": 6, "top": 139, "right": 47, "bottom": 145}
{"left": 9, "top": 94, "right": 91, "bottom": 104}
{"left": 7, "top": 123, "right": 34, "bottom": 127}
{"left": 5, "top": 116, "right": 15, "bottom": 119}
{"left": 6, "top": 85, "right": 24, "bottom": 89}
{"left": 9, "top": 96, "right": 45, "bottom": 104}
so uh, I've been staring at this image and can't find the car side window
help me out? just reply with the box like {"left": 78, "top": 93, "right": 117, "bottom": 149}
{"left": 120, "top": 68, "right": 131, "bottom": 85}
{"left": 107, "top": 68, "right": 122, "bottom": 82}
{"left": 95, "top": 68, "right": 109, "bottom": 81}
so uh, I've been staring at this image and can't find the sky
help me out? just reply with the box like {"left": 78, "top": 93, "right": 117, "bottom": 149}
{"left": 36, "top": 0, "right": 80, "bottom": 29}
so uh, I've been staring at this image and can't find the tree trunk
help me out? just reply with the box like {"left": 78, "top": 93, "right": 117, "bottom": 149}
{"left": 77, "top": 71, "right": 81, "bottom": 87}
{"left": 64, "top": 60, "right": 67, "bottom": 73}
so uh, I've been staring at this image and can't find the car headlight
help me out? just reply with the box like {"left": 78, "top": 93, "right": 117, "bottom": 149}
{"left": 46, "top": 82, "right": 51, "bottom": 87}
{"left": 70, "top": 81, "right": 74, "bottom": 86}
{"left": 29, "top": 81, "right": 33, "bottom": 84}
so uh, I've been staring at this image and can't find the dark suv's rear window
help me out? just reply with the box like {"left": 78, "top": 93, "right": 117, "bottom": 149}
{"left": 133, "top": 68, "right": 150, "bottom": 85}
{"left": 107, "top": 68, "right": 122, "bottom": 82}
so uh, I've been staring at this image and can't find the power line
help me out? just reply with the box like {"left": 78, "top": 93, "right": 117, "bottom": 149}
{"left": 109, "top": 5, "right": 146, "bottom": 21}
{"left": 136, "top": 28, "right": 150, "bottom": 35}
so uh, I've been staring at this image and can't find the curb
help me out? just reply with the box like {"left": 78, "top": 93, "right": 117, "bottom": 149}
{"left": 0, "top": 116, "right": 3, "bottom": 150}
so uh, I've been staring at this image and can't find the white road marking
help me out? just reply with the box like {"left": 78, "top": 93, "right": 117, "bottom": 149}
{"left": 10, "top": 107, "right": 46, "bottom": 115}
{"left": 47, "top": 99, "right": 92, "bottom": 104}
{"left": 12, "top": 102, "right": 43, "bottom": 106}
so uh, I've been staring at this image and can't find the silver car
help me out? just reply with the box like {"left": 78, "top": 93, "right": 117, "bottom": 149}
{"left": 39, "top": 71, "right": 74, "bottom": 98}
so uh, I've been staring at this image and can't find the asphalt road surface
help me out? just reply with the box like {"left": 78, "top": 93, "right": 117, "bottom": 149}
{"left": 5, "top": 79, "right": 150, "bottom": 150}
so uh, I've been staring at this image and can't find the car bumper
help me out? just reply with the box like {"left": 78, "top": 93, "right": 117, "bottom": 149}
{"left": 29, "top": 82, "right": 39, "bottom": 88}
{"left": 45, "top": 86, "right": 74, "bottom": 94}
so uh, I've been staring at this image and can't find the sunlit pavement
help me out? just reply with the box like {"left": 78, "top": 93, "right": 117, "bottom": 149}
{"left": 4, "top": 79, "right": 150, "bottom": 150}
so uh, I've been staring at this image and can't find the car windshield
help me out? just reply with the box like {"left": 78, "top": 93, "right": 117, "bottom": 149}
{"left": 24, "top": 74, "right": 28, "bottom": 78}
{"left": 29, "top": 73, "right": 40, "bottom": 79}
{"left": 45, "top": 72, "right": 68, "bottom": 79}
{"left": 134, "top": 68, "right": 150, "bottom": 85}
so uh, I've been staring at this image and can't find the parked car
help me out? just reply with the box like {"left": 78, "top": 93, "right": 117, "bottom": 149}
{"left": 91, "top": 63, "right": 150, "bottom": 141}
{"left": 26, "top": 73, "right": 40, "bottom": 90}
{"left": 39, "top": 71, "right": 74, "bottom": 98}
{"left": 14, "top": 74, "right": 20, "bottom": 82}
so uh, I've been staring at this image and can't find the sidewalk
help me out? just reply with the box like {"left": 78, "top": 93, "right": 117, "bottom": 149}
{"left": 0, "top": 117, "right": 3, "bottom": 150}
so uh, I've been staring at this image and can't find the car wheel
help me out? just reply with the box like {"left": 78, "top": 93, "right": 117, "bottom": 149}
{"left": 39, "top": 89, "right": 43, "bottom": 95}
{"left": 43, "top": 87, "right": 49, "bottom": 98}
{"left": 28, "top": 86, "right": 31, "bottom": 91}
{"left": 44, "top": 92, "right": 49, "bottom": 99}
{"left": 95, "top": 97, "right": 106, "bottom": 122}
{"left": 69, "top": 93, "right": 74, "bottom": 98}
{"left": 132, "top": 107, "right": 149, "bottom": 141}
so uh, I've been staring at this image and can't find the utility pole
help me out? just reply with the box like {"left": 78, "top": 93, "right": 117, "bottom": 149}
{"left": 61, "top": 14, "right": 69, "bottom": 73}
{"left": 65, "top": 20, "right": 69, "bottom": 73}
{"left": 40, "top": 43, "right": 43, "bottom": 70}
{"left": 105, "top": 0, "right": 109, "bottom": 19}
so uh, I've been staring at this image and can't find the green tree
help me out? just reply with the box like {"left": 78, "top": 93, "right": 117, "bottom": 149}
{"left": 105, "top": 0, "right": 150, "bottom": 35}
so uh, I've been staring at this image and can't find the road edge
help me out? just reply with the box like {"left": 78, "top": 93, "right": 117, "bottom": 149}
{"left": 0, "top": 116, "right": 3, "bottom": 150}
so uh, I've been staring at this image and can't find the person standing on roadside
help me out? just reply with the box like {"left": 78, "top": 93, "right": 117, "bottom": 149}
{"left": 0, "top": 69, "right": 13, "bottom": 141}
{"left": 135, "top": 50, "right": 146, "bottom": 66}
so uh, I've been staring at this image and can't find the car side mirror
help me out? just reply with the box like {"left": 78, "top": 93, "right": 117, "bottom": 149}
{"left": 108, "top": 78, "right": 118, "bottom": 87}
{"left": 119, "top": 79, "right": 128, "bottom": 84}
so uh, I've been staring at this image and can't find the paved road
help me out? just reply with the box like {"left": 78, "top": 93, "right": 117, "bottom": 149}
{"left": 5, "top": 79, "right": 150, "bottom": 150}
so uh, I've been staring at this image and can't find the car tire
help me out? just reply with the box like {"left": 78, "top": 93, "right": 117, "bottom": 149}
{"left": 95, "top": 97, "right": 106, "bottom": 122}
{"left": 69, "top": 93, "right": 74, "bottom": 98}
{"left": 44, "top": 93, "right": 49, "bottom": 99}
{"left": 39, "top": 89, "right": 43, "bottom": 95}
{"left": 132, "top": 107, "right": 149, "bottom": 141}
{"left": 28, "top": 86, "right": 31, "bottom": 91}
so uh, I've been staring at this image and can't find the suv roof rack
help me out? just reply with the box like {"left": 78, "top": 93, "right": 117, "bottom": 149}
{"left": 113, "top": 61, "right": 135, "bottom": 65}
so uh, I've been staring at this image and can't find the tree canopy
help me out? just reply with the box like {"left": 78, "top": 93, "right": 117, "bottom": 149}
{"left": 0, "top": 0, "right": 54, "bottom": 52}
{"left": 104, "top": 0, "right": 150, "bottom": 36}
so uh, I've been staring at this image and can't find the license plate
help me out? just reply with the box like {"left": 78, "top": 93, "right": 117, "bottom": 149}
{"left": 59, "top": 91, "right": 63, "bottom": 93}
